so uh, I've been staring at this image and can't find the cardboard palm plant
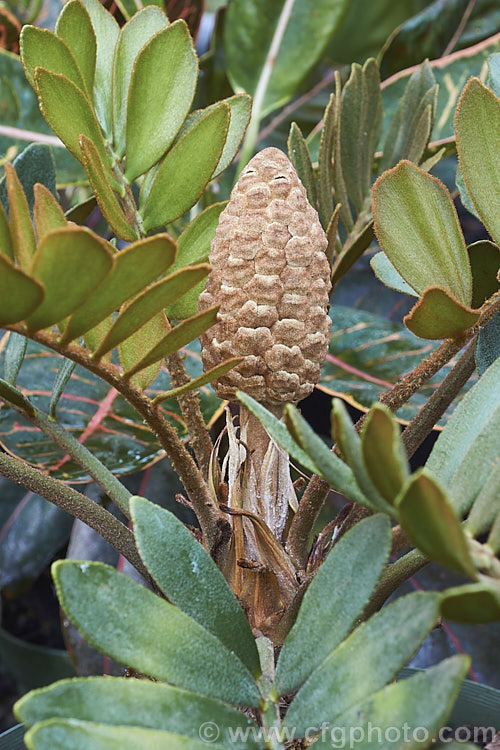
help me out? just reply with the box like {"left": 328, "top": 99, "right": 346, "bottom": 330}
{"left": 0, "top": 1, "right": 497, "bottom": 748}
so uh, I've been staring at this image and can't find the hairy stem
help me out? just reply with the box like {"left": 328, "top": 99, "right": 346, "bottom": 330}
{"left": 286, "top": 303, "right": 500, "bottom": 567}
{"left": 165, "top": 349, "right": 214, "bottom": 477}
{"left": 7, "top": 325, "right": 227, "bottom": 554}
{"left": 0, "top": 452, "right": 148, "bottom": 579}
{"left": 401, "top": 337, "right": 477, "bottom": 459}
{"left": 363, "top": 549, "right": 428, "bottom": 619}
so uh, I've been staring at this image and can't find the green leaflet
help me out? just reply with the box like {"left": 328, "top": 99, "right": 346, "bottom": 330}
{"left": 79, "top": 134, "right": 136, "bottom": 241}
{"left": 55, "top": 0, "right": 97, "bottom": 98}
{"left": 4, "top": 163, "right": 36, "bottom": 269}
{"left": 94, "top": 264, "right": 210, "bottom": 358}
{"left": 33, "top": 184, "right": 67, "bottom": 240}
{"left": 26, "top": 228, "right": 113, "bottom": 332}
{"left": 455, "top": 77, "right": 500, "bottom": 248}
{"left": 119, "top": 312, "right": 169, "bottom": 390}
{"left": 111, "top": 6, "right": 168, "bottom": 158}
{"left": 25, "top": 719, "right": 229, "bottom": 750}
{"left": 370, "top": 252, "right": 418, "bottom": 297}
{"left": 20, "top": 26, "right": 87, "bottom": 96}
{"left": 33, "top": 67, "right": 110, "bottom": 172}
{"left": 283, "top": 403, "right": 370, "bottom": 506}
{"left": 379, "top": 61, "right": 437, "bottom": 173}
{"left": 287, "top": 122, "right": 316, "bottom": 209}
{"left": 0, "top": 255, "right": 43, "bottom": 325}
{"left": 153, "top": 358, "right": 243, "bottom": 403}
{"left": 52, "top": 561, "right": 261, "bottom": 707}
{"left": 340, "top": 58, "right": 382, "bottom": 214}
{"left": 396, "top": 469, "right": 476, "bottom": 579}
{"left": 178, "top": 95, "right": 252, "bottom": 179}
{"left": 141, "top": 103, "right": 230, "bottom": 231}
{"left": 308, "top": 657, "right": 469, "bottom": 748}
{"left": 81, "top": 0, "right": 120, "bottom": 137}
{"left": 283, "top": 592, "right": 440, "bottom": 736}
{"left": 361, "top": 404, "right": 409, "bottom": 504}
{"left": 426, "top": 356, "right": 500, "bottom": 495}
{"left": 15, "top": 677, "right": 260, "bottom": 750}
{"left": 62, "top": 233, "right": 176, "bottom": 343}
{"left": 123, "top": 306, "right": 220, "bottom": 378}
{"left": 131, "top": 497, "right": 260, "bottom": 676}
{"left": 373, "top": 160, "right": 473, "bottom": 306}
{"left": 125, "top": 20, "right": 198, "bottom": 181}
{"left": 331, "top": 398, "right": 394, "bottom": 514}
{"left": 403, "top": 287, "right": 480, "bottom": 340}
{"left": 274, "top": 514, "right": 392, "bottom": 696}
{"left": 166, "top": 202, "right": 227, "bottom": 320}
{"left": 441, "top": 583, "right": 500, "bottom": 623}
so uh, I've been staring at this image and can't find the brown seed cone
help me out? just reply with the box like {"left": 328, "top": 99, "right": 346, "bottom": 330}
{"left": 199, "top": 147, "right": 332, "bottom": 407}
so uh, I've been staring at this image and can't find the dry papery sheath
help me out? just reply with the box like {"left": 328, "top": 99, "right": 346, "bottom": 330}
{"left": 199, "top": 147, "right": 331, "bottom": 407}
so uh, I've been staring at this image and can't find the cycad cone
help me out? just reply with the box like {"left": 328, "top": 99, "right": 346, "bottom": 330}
{"left": 199, "top": 148, "right": 331, "bottom": 634}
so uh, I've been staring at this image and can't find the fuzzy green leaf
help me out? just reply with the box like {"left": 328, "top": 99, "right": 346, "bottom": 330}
{"left": 52, "top": 560, "right": 261, "bottom": 707}
{"left": 112, "top": 7, "right": 168, "bottom": 158}
{"left": 235, "top": 392, "right": 321, "bottom": 476}
{"left": 396, "top": 469, "right": 476, "bottom": 578}
{"left": 426, "top": 355, "right": 500, "bottom": 498}
{"left": 340, "top": 58, "right": 382, "bottom": 213}
{"left": 119, "top": 312, "right": 169, "bottom": 390}
{"left": 361, "top": 404, "right": 409, "bottom": 503}
{"left": 26, "top": 228, "right": 113, "bottom": 331}
{"left": 274, "top": 514, "right": 392, "bottom": 696}
{"left": 331, "top": 398, "right": 394, "bottom": 514}
{"left": 464, "top": 463, "right": 500, "bottom": 539}
{"left": 62, "top": 234, "right": 175, "bottom": 343}
{"left": 404, "top": 286, "right": 480, "bottom": 340}
{"left": 287, "top": 122, "right": 316, "bottom": 208}
{"left": 15, "top": 677, "right": 260, "bottom": 750}
{"left": 468, "top": 240, "right": 500, "bottom": 309}
{"left": 131, "top": 496, "right": 260, "bottom": 675}
{"left": 124, "top": 306, "right": 219, "bottom": 377}
{"left": 0, "top": 202, "right": 13, "bottom": 260}
{"left": 33, "top": 68, "right": 110, "bottom": 171}
{"left": 308, "top": 656, "right": 469, "bottom": 748}
{"left": 21, "top": 26, "right": 87, "bottom": 95}
{"left": 4, "top": 162, "right": 36, "bottom": 269}
{"left": 370, "top": 252, "right": 418, "bottom": 297}
{"left": 33, "top": 183, "right": 67, "bottom": 240}
{"left": 81, "top": 0, "right": 119, "bottom": 137}
{"left": 284, "top": 592, "right": 440, "bottom": 736}
{"left": 166, "top": 202, "right": 227, "bottom": 319}
{"left": 79, "top": 134, "right": 136, "bottom": 241}
{"left": 476, "top": 311, "right": 500, "bottom": 376}
{"left": 0, "top": 255, "right": 43, "bottom": 324}
{"left": 25, "top": 719, "right": 229, "bottom": 750}
{"left": 380, "top": 61, "right": 437, "bottom": 173}
{"left": 141, "top": 103, "right": 230, "bottom": 231}
{"left": 125, "top": 20, "right": 197, "bottom": 181}
{"left": 441, "top": 584, "right": 500, "bottom": 624}
{"left": 373, "top": 160, "right": 472, "bottom": 305}
{"left": 283, "top": 403, "right": 370, "bottom": 506}
{"left": 179, "top": 95, "right": 252, "bottom": 179}
{"left": 456, "top": 78, "right": 500, "bottom": 248}
{"left": 3, "top": 332, "right": 27, "bottom": 386}
{"left": 49, "top": 358, "right": 76, "bottom": 420}
{"left": 94, "top": 264, "right": 210, "bottom": 358}
{"left": 55, "top": 0, "right": 97, "bottom": 99}
{"left": 153, "top": 358, "right": 243, "bottom": 403}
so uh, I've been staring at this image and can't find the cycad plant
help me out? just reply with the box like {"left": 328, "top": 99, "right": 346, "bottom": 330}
{"left": 0, "top": 1, "right": 498, "bottom": 748}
